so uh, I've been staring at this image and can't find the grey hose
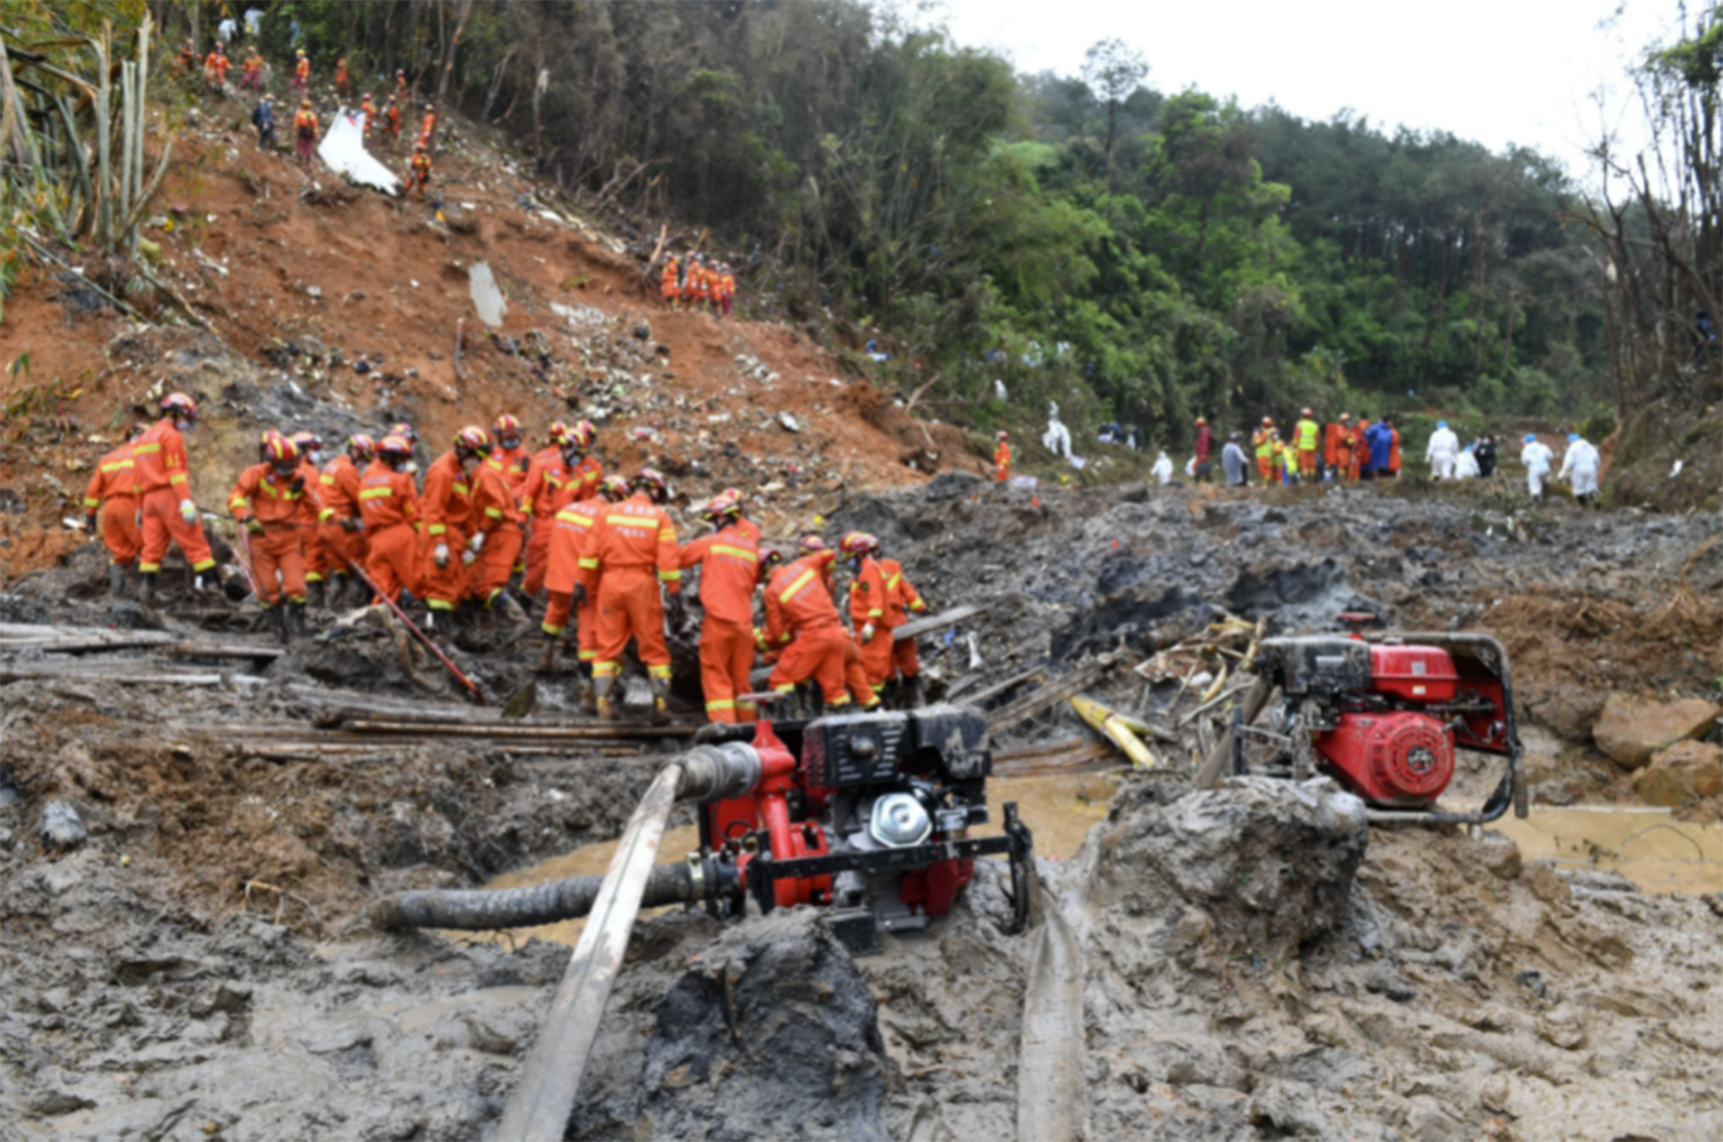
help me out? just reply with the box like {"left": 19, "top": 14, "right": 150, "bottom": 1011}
{"left": 369, "top": 860, "right": 709, "bottom": 931}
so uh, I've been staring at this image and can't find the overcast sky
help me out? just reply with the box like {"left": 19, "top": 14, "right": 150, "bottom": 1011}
{"left": 932, "top": 0, "right": 1685, "bottom": 182}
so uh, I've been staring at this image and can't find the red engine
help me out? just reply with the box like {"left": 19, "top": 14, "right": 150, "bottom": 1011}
{"left": 1257, "top": 635, "right": 1516, "bottom": 810}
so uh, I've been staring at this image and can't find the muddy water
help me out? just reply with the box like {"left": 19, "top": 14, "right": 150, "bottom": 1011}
{"left": 1492, "top": 803, "right": 1723, "bottom": 895}
{"left": 472, "top": 774, "right": 1121, "bottom": 948}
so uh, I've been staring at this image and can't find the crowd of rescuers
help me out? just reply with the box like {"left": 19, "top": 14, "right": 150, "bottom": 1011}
{"left": 82, "top": 395, "right": 931, "bottom": 727}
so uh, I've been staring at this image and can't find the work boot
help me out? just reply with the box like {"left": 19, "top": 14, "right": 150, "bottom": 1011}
{"left": 271, "top": 605, "right": 289, "bottom": 644}
{"left": 305, "top": 579, "right": 326, "bottom": 610}
{"left": 649, "top": 675, "right": 672, "bottom": 726}
{"left": 593, "top": 675, "right": 617, "bottom": 721}
{"left": 494, "top": 590, "right": 530, "bottom": 633}
{"left": 287, "top": 600, "right": 307, "bottom": 641}
{"left": 536, "top": 637, "right": 558, "bottom": 674}
{"left": 578, "top": 675, "right": 598, "bottom": 716}
{"left": 903, "top": 673, "right": 924, "bottom": 709}
{"left": 107, "top": 562, "right": 126, "bottom": 598}
{"left": 136, "top": 571, "right": 158, "bottom": 613}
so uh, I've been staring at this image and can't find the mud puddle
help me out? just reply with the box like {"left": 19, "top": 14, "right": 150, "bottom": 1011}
{"left": 471, "top": 773, "right": 1121, "bottom": 949}
{"left": 1492, "top": 803, "right": 1723, "bottom": 895}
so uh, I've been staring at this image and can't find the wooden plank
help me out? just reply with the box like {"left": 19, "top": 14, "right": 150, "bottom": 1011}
{"left": 342, "top": 719, "right": 698, "bottom": 740}
{"left": 893, "top": 603, "right": 989, "bottom": 642}
{"left": 964, "top": 666, "right": 1043, "bottom": 708}
{"left": 993, "top": 741, "right": 1116, "bottom": 777}
{"left": 986, "top": 653, "right": 1119, "bottom": 736}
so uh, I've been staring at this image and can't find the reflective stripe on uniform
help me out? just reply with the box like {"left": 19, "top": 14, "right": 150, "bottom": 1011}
{"left": 711, "top": 545, "right": 756, "bottom": 562}
{"left": 778, "top": 568, "right": 816, "bottom": 604}
{"left": 359, "top": 487, "right": 393, "bottom": 500}
{"left": 706, "top": 699, "right": 735, "bottom": 712}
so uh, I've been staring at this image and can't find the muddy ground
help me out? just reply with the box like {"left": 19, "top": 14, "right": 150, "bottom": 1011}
{"left": 3, "top": 476, "right": 1721, "bottom": 1140}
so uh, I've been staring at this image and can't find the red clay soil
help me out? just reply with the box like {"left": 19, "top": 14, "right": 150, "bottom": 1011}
{"left": 1, "top": 105, "right": 977, "bottom": 579}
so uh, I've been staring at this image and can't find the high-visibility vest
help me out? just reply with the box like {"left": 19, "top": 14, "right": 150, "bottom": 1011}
{"left": 1296, "top": 418, "right": 1319, "bottom": 450}
{"left": 294, "top": 111, "right": 317, "bottom": 138}
{"left": 1253, "top": 430, "right": 1274, "bottom": 459}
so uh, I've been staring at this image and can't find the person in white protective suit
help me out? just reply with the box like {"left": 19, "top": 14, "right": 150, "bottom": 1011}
{"left": 1520, "top": 433, "right": 1554, "bottom": 500}
{"left": 1557, "top": 432, "right": 1601, "bottom": 507}
{"left": 1151, "top": 450, "right": 1174, "bottom": 485}
{"left": 1426, "top": 420, "right": 1459, "bottom": 479}
{"left": 1455, "top": 445, "right": 1480, "bottom": 479}
{"left": 1042, "top": 401, "right": 1073, "bottom": 460}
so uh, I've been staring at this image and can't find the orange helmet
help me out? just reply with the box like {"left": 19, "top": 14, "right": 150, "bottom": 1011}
{"left": 598, "top": 476, "right": 630, "bottom": 501}
{"left": 493, "top": 413, "right": 522, "bottom": 441}
{"left": 632, "top": 467, "right": 668, "bottom": 501}
{"left": 264, "top": 433, "right": 299, "bottom": 466}
{"left": 1195, "top": 417, "right": 1207, "bottom": 426}
{"left": 996, "top": 429, "right": 1008, "bottom": 441}
{"left": 301, "top": 99, "right": 311, "bottom": 109}
{"left": 377, "top": 433, "right": 413, "bottom": 458}
{"left": 798, "top": 534, "right": 828, "bottom": 553}
{"left": 161, "top": 392, "right": 200, "bottom": 421}
{"left": 455, "top": 425, "right": 492, "bottom": 454}
{"left": 839, "top": 531, "right": 877, "bottom": 557}
{"left": 545, "top": 420, "right": 572, "bottom": 445}
{"left": 347, "top": 433, "right": 376, "bottom": 460}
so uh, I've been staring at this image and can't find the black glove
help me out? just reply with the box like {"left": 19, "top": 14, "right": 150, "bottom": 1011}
{"left": 290, "top": 476, "right": 305, "bottom": 494}
{"left": 84, "top": 512, "right": 96, "bottom": 532}
{"left": 340, "top": 517, "right": 361, "bottom": 532}
{"left": 571, "top": 583, "right": 587, "bottom": 608}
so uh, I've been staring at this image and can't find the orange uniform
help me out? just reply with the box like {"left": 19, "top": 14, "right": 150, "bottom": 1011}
{"left": 541, "top": 496, "right": 603, "bottom": 663}
{"left": 662, "top": 260, "right": 680, "bottom": 302}
{"left": 204, "top": 51, "right": 229, "bottom": 84}
{"left": 469, "top": 454, "right": 526, "bottom": 604}
{"left": 334, "top": 59, "right": 349, "bottom": 94}
{"left": 386, "top": 102, "right": 402, "bottom": 140}
{"left": 417, "top": 110, "right": 436, "bottom": 147}
{"left": 519, "top": 446, "right": 575, "bottom": 596}
{"left": 762, "top": 551, "right": 851, "bottom": 707}
{"left": 241, "top": 53, "right": 262, "bottom": 90}
{"left": 577, "top": 492, "right": 680, "bottom": 685}
{"left": 1323, "top": 421, "right": 1343, "bottom": 470}
{"left": 879, "top": 556, "right": 926, "bottom": 682}
{"left": 228, "top": 462, "right": 321, "bottom": 607}
{"left": 1388, "top": 426, "right": 1402, "bottom": 476}
{"left": 564, "top": 454, "right": 604, "bottom": 503}
{"left": 358, "top": 461, "right": 420, "bottom": 601}
{"left": 493, "top": 444, "right": 532, "bottom": 494}
{"left": 316, "top": 454, "right": 368, "bottom": 583}
{"left": 360, "top": 96, "right": 377, "bottom": 136}
{"left": 133, "top": 418, "right": 216, "bottom": 575}
{"left": 680, "top": 522, "right": 761, "bottom": 723}
{"left": 296, "top": 456, "right": 328, "bottom": 588}
{"left": 994, "top": 441, "right": 1011, "bottom": 483}
{"left": 408, "top": 149, "right": 432, "bottom": 196}
{"left": 848, "top": 554, "right": 893, "bottom": 692}
{"left": 418, "top": 452, "right": 473, "bottom": 612}
{"left": 83, "top": 443, "right": 143, "bottom": 567}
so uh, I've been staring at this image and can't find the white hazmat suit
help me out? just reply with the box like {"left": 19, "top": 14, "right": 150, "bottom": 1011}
{"left": 1558, "top": 438, "right": 1601, "bottom": 500}
{"left": 1520, "top": 439, "right": 1554, "bottom": 498}
{"left": 1152, "top": 451, "right": 1174, "bottom": 485}
{"left": 1426, "top": 425, "right": 1459, "bottom": 479}
{"left": 1455, "top": 449, "right": 1479, "bottom": 479}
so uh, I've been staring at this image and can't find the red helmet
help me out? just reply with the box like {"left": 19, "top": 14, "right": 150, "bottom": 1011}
{"left": 839, "top": 531, "right": 877, "bottom": 558}
{"left": 798, "top": 534, "right": 828, "bottom": 553}
{"left": 389, "top": 421, "right": 418, "bottom": 443}
{"left": 546, "top": 420, "right": 572, "bottom": 445}
{"left": 1261, "top": 417, "right": 1273, "bottom": 426}
{"left": 759, "top": 548, "right": 784, "bottom": 575}
{"left": 455, "top": 425, "right": 492, "bottom": 454}
{"left": 569, "top": 420, "right": 597, "bottom": 450}
{"left": 699, "top": 489, "right": 741, "bottom": 524}
{"left": 162, "top": 392, "right": 200, "bottom": 421}
{"left": 493, "top": 413, "right": 522, "bottom": 441}
{"left": 598, "top": 476, "right": 630, "bottom": 501}
{"left": 347, "top": 433, "right": 376, "bottom": 460}
{"left": 632, "top": 467, "right": 668, "bottom": 501}
{"left": 722, "top": 485, "right": 745, "bottom": 513}
{"left": 291, "top": 431, "right": 321, "bottom": 454}
{"left": 264, "top": 432, "right": 299, "bottom": 466}
{"left": 996, "top": 429, "right": 1008, "bottom": 441}
{"left": 377, "top": 433, "right": 413, "bottom": 458}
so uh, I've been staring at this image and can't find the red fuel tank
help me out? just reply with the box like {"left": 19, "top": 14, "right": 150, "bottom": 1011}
{"left": 1368, "top": 644, "right": 1458, "bottom": 703}
{"left": 1315, "top": 710, "right": 1454, "bottom": 807}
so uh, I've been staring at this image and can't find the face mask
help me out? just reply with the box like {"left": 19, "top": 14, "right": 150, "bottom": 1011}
{"left": 307, "top": 450, "right": 323, "bottom": 465}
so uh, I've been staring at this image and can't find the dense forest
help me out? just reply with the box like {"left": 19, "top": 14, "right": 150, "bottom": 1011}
{"left": 7, "top": 1, "right": 1719, "bottom": 444}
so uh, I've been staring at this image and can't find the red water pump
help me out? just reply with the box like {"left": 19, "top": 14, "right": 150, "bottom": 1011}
{"left": 1245, "top": 632, "right": 1525, "bottom": 819}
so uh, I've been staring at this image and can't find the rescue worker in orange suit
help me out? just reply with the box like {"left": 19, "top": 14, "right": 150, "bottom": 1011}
{"left": 795, "top": 535, "right": 881, "bottom": 711}
{"left": 293, "top": 99, "right": 318, "bottom": 167}
{"left": 317, "top": 434, "right": 374, "bottom": 608}
{"left": 358, "top": 434, "right": 421, "bottom": 603}
{"left": 578, "top": 468, "right": 680, "bottom": 723}
{"left": 385, "top": 93, "right": 402, "bottom": 144}
{"left": 359, "top": 93, "right": 377, "bottom": 138}
{"left": 841, "top": 531, "right": 894, "bottom": 700}
{"left": 1294, "top": 408, "right": 1320, "bottom": 484}
{"left": 287, "top": 432, "right": 330, "bottom": 606}
{"left": 334, "top": 57, "right": 349, "bottom": 98}
{"left": 83, "top": 423, "right": 147, "bottom": 598}
{"left": 407, "top": 143, "right": 432, "bottom": 199}
{"left": 419, "top": 426, "right": 484, "bottom": 626}
{"left": 716, "top": 264, "right": 736, "bottom": 319}
{"left": 685, "top": 255, "right": 709, "bottom": 309}
{"left": 678, "top": 491, "right": 761, "bottom": 724}
{"left": 519, "top": 421, "right": 575, "bottom": 599}
{"left": 468, "top": 430, "right": 531, "bottom": 629}
{"left": 1331, "top": 413, "right": 1355, "bottom": 483}
{"left": 395, "top": 68, "right": 409, "bottom": 98}
{"left": 1251, "top": 418, "right": 1277, "bottom": 483}
{"left": 758, "top": 548, "right": 853, "bottom": 712}
{"left": 1345, "top": 415, "right": 1366, "bottom": 482}
{"left": 134, "top": 393, "right": 217, "bottom": 609}
{"left": 228, "top": 433, "right": 321, "bottom": 642}
{"left": 490, "top": 414, "right": 532, "bottom": 493}
{"left": 662, "top": 256, "right": 681, "bottom": 309}
{"left": 538, "top": 476, "right": 628, "bottom": 711}
{"left": 1322, "top": 414, "right": 1344, "bottom": 482}
{"left": 878, "top": 543, "right": 928, "bottom": 705}
{"left": 994, "top": 430, "right": 1011, "bottom": 483}
{"left": 204, "top": 45, "right": 230, "bottom": 88}
{"left": 175, "top": 39, "right": 197, "bottom": 76}
{"left": 241, "top": 47, "right": 263, "bottom": 92}
{"left": 417, "top": 103, "right": 436, "bottom": 149}
{"left": 291, "top": 49, "right": 309, "bottom": 100}
{"left": 562, "top": 420, "right": 605, "bottom": 502}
